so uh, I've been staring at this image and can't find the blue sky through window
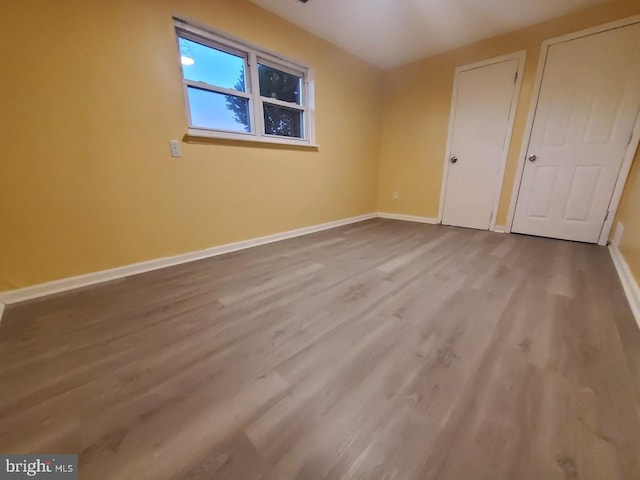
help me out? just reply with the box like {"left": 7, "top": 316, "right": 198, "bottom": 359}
{"left": 179, "top": 37, "right": 248, "bottom": 131}
{"left": 187, "top": 88, "right": 250, "bottom": 132}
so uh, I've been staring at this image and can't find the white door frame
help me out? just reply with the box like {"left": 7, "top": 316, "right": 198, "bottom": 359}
{"left": 505, "top": 15, "right": 640, "bottom": 245}
{"left": 437, "top": 51, "right": 526, "bottom": 231}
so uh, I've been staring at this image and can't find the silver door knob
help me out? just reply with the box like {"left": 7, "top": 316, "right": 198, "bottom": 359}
{"left": 528, "top": 154, "right": 537, "bottom": 162}
{"left": 450, "top": 156, "right": 458, "bottom": 164}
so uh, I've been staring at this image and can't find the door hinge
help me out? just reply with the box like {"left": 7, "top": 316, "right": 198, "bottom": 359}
{"left": 514, "top": 71, "right": 518, "bottom": 83}
{"left": 628, "top": 131, "right": 634, "bottom": 146}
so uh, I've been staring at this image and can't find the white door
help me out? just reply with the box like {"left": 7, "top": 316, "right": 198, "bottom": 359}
{"left": 442, "top": 58, "right": 520, "bottom": 230}
{"left": 512, "top": 23, "right": 640, "bottom": 243}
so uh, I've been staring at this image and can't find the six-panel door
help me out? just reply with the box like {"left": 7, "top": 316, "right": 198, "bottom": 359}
{"left": 512, "top": 23, "right": 640, "bottom": 243}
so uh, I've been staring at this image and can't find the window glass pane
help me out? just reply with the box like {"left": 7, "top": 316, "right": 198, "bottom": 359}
{"left": 187, "top": 87, "right": 251, "bottom": 133}
{"left": 179, "top": 37, "right": 246, "bottom": 92}
{"left": 258, "top": 64, "right": 302, "bottom": 104}
{"left": 263, "top": 103, "right": 303, "bottom": 138}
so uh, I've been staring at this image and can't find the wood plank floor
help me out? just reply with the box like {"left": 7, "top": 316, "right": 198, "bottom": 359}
{"left": 1, "top": 219, "right": 640, "bottom": 479}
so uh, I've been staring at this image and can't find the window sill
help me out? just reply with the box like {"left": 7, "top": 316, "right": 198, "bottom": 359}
{"left": 185, "top": 128, "right": 319, "bottom": 150}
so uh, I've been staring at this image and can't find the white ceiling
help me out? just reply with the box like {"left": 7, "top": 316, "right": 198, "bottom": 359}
{"left": 249, "top": 0, "right": 610, "bottom": 69}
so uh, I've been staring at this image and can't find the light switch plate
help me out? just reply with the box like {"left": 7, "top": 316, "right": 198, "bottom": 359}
{"left": 169, "top": 140, "right": 181, "bottom": 158}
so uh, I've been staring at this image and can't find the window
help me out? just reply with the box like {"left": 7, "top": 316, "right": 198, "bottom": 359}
{"left": 174, "top": 18, "right": 315, "bottom": 146}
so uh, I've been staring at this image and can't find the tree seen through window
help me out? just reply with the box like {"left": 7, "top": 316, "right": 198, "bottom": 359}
{"left": 227, "top": 64, "right": 303, "bottom": 137}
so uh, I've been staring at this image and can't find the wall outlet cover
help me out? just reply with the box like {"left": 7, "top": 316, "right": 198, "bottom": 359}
{"left": 169, "top": 140, "right": 182, "bottom": 158}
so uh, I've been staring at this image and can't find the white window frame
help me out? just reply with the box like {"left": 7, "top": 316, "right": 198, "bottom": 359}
{"left": 174, "top": 17, "right": 317, "bottom": 147}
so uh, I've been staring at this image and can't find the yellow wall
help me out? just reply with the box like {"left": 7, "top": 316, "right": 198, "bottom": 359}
{"left": 616, "top": 148, "right": 640, "bottom": 285}
{"left": 0, "top": 0, "right": 382, "bottom": 291}
{"left": 3, "top": 0, "right": 640, "bottom": 293}
{"left": 377, "top": 0, "right": 640, "bottom": 227}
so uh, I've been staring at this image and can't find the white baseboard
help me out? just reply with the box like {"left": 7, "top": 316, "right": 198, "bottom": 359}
{"left": 376, "top": 212, "right": 438, "bottom": 224}
{"left": 612, "top": 221, "right": 624, "bottom": 248}
{"left": 0, "top": 213, "right": 377, "bottom": 307}
{"left": 609, "top": 245, "right": 640, "bottom": 330}
{"left": 377, "top": 213, "right": 509, "bottom": 234}
{"left": 0, "top": 211, "right": 447, "bottom": 313}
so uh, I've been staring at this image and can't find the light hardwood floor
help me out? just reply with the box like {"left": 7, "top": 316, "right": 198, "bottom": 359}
{"left": 1, "top": 219, "right": 640, "bottom": 479}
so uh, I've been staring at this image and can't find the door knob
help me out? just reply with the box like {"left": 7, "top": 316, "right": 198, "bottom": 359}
{"left": 528, "top": 154, "right": 537, "bottom": 162}
{"left": 450, "top": 156, "right": 458, "bottom": 164}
